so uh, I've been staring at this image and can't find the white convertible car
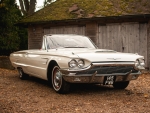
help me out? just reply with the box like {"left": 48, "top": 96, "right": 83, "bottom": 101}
{"left": 10, "top": 34, "right": 145, "bottom": 93}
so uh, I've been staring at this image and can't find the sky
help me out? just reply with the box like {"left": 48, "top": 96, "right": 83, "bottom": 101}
{"left": 16, "top": 0, "right": 45, "bottom": 11}
{"left": 36, "top": 0, "right": 45, "bottom": 10}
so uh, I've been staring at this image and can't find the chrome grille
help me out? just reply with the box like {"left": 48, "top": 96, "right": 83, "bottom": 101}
{"left": 77, "top": 66, "right": 138, "bottom": 74}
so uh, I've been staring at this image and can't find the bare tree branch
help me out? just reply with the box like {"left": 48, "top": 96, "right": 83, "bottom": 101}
{"left": 44, "top": 0, "right": 53, "bottom": 7}
{"left": 24, "top": 0, "right": 29, "bottom": 13}
{"left": 19, "top": 0, "right": 27, "bottom": 15}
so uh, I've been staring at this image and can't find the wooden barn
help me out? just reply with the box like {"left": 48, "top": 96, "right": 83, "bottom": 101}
{"left": 18, "top": 0, "right": 150, "bottom": 68}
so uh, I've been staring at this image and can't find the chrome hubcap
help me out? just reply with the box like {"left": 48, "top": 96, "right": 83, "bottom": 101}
{"left": 54, "top": 69, "right": 62, "bottom": 89}
{"left": 19, "top": 69, "right": 22, "bottom": 78}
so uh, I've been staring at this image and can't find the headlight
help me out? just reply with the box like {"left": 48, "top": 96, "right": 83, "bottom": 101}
{"left": 77, "top": 59, "right": 85, "bottom": 68}
{"left": 134, "top": 58, "right": 145, "bottom": 70}
{"left": 68, "top": 59, "right": 85, "bottom": 69}
{"left": 138, "top": 59, "right": 145, "bottom": 66}
{"left": 69, "top": 59, "right": 77, "bottom": 68}
{"left": 135, "top": 60, "right": 140, "bottom": 67}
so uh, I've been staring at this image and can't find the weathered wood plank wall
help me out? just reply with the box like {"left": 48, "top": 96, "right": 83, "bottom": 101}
{"left": 44, "top": 26, "right": 85, "bottom": 35}
{"left": 147, "top": 21, "right": 150, "bottom": 69}
{"left": 85, "top": 23, "right": 98, "bottom": 45}
{"left": 139, "top": 24, "right": 147, "bottom": 67}
{"left": 98, "top": 22, "right": 147, "bottom": 66}
{"left": 28, "top": 25, "right": 44, "bottom": 49}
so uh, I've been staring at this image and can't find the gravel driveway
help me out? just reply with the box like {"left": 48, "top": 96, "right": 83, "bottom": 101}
{"left": 0, "top": 68, "right": 150, "bottom": 113}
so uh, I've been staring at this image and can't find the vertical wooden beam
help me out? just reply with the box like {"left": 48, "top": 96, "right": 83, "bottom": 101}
{"left": 85, "top": 22, "right": 98, "bottom": 46}
{"left": 139, "top": 23, "right": 147, "bottom": 67}
{"left": 28, "top": 25, "right": 44, "bottom": 49}
{"left": 28, "top": 26, "right": 32, "bottom": 49}
{"left": 147, "top": 21, "right": 150, "bottom": 69}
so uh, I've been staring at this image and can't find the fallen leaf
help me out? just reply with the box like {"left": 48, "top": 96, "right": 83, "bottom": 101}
{"left": 75, "top": 108, "right": 80, "bottom": 111}
{"left": 144, "top": 94, "right": 149, "bottom": 98}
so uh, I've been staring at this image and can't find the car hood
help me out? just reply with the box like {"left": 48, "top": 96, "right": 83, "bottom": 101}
{"left": 55, "top": 48, "right": 144, "bottom": 62}
{"left": 18, "top": 48, "right": 144, "bottom": 62}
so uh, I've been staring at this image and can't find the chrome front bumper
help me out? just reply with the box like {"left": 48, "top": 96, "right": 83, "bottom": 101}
{"left": 62, "top": 72, "right": 140, "bottom": 83}
{"left": 60, "top": 62, "right": 142, "bottom": 84}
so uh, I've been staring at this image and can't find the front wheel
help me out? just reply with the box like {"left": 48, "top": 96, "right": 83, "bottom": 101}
{"left": 113, "top": 81, "right": 129, "bottom": 89}
{"left": 17, "top": 68, "right": 29, "bottom": 80}
{"left": 52, "top": 65, "right": 70, "bottom": 94}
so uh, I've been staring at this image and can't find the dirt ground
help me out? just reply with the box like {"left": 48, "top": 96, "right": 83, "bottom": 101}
{"left": 0, "top": 68, "right": 150, "bottom": 113}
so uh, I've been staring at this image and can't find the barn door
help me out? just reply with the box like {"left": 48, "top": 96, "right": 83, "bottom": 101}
{"left": 44, "top": 25, "right": 85, "bottom": 35}
{"left": 98, "top": 23, "right": 122, "bottom": 52}
{"left": 121, "top": 23, "right": 140, "bottom": 53}
{"left": 98, "top": 22, "right": 147, "bottom": 66}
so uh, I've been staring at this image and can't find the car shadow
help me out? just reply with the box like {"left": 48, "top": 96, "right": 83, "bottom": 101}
{"left": 25, "top": 76, "right": 128, "bottom": 94}
{"left": 70, "top": 83, "right": 114, "bottom": 93}
{"left": 27, "top": 76, "right": 51, "bottom": 87}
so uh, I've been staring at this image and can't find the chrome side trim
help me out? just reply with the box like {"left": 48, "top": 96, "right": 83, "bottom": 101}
{"left": 13, "top": 62, "right": 46, "bottom": 70}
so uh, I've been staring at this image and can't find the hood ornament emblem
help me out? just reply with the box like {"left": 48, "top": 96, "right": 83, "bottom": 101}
{"left": 107, "top": 58, "right": 121, "bottom": 60}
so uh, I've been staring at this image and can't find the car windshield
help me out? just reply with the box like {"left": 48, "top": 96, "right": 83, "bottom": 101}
{"left": 46, "top": 35, "right": 97, "bottom": 49}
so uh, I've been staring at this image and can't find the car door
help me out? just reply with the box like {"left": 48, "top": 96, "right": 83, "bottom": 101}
{"left": 25, "top": 50, "right": 40, "bottom": 76}
{"left": 25, "top": 50, "right": 49, "bottom": 79}
{"left": 25, "top": 36, "right": 58, "bottom": 80}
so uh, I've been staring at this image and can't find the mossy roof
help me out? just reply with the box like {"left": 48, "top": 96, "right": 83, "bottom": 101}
{"left": 20, "top": 0, "right": 150, "bottom": 24}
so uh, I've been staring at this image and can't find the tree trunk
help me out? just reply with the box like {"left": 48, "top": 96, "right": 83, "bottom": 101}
{"left": 24, "top": 0, "right": 29, "bottom": 13}
{"left": 28, "top": 0, "right": 36, "bottom": 15}
{"left": 18, "top": 0, "right": 36, "bottom": 16}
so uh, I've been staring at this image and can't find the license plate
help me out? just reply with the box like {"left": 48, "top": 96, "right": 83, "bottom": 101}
{"left": 104, "top": 76, "right": 115, "bottom": 85}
